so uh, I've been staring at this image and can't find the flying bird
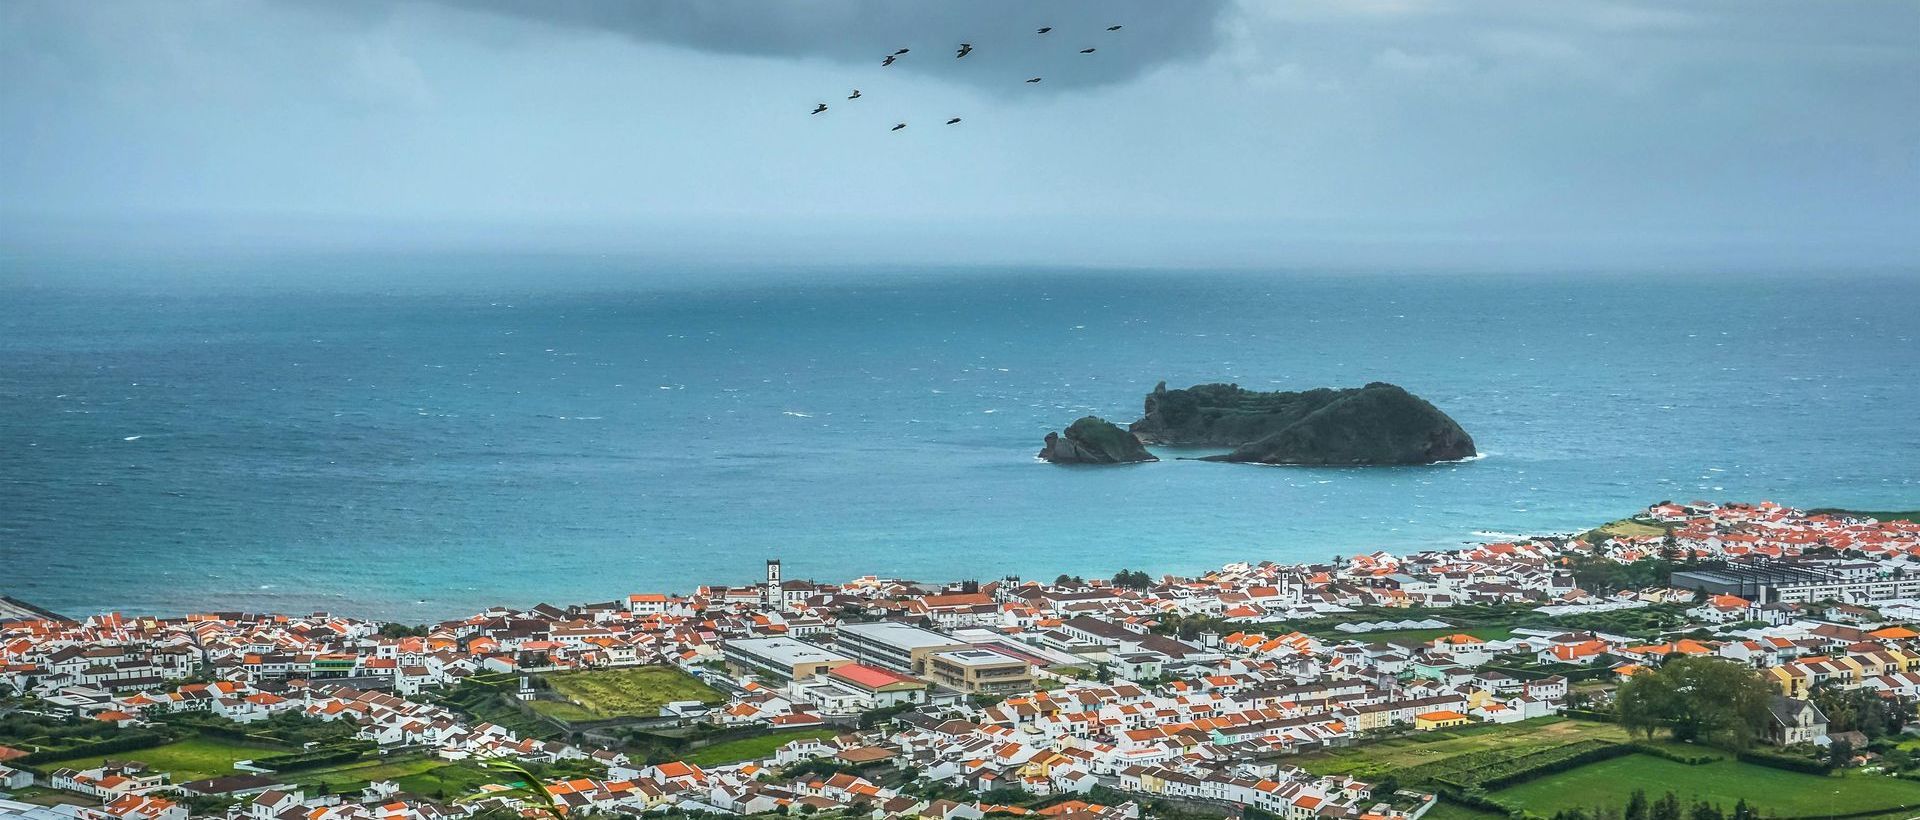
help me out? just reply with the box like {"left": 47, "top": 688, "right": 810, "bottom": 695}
{"left": 1080, "top": 48, "right": 1096, "bottom": 54}
{"left": 1025, "top": 77, "right": 1043, "bottom": 83}
{"left": 891, "top": 122, "right": 907, "bottom": 131}
{"left": 893, "top": 48, "right": 910, "bottom": 55}
{"left": 946, "top": 117, "right": 962, "bottom": 125}
{"left": 848, "top": 89, "right": 861, "bottom": 100}
{"left": 1036, "top": 27, "right": 1052, "bottom": 34}
{"left": 1107, "top": 25, "right": 1123, "bottom": 31}
{"left": 811, "top": 103, "right": 827, "bottom": 114}
{"left": 882, "top": 54, "right": 897, "bottom": 66}
{"left": 956, "top": 43, "right": 973, "bottom": 58}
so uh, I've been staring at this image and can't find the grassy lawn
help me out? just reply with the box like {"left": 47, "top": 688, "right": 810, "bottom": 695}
{"left": 1294, "top": 717, "right": 1630, "bottom": 780}
{"left": 1422, "top": 801, "right": 1509, "bottom": 820}
{"left": 541, "top": 666, "right": 723, "bottom": 720}
{"left": 684, "top": 728, "right": 841, "bottom": 767}
{"left": 525, "top": 700, "right": 601, "bottom": 722}
{"left": 5, "top": 787, "right": 96, "bottom": 807}
{"left": 32, "top": 735, "right": 292, "bottom": 783}
{"left": 1593, "top": 518, "right": 1672, "bottom": 538}
{"left": 286, "top": 755, "right": 451, "bottom": 792}
{"left": 391, "top": 763, "right": 506, "bottom": 800}
{"left": 1495, "top": 755, "right": 1920, "bottom": 817}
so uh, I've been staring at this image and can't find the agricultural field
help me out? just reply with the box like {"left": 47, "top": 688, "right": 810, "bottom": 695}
{"left": 524, "top": 700, "right": 601, "bottom": 722}
{"left": 684, "top": 728, "right": 841, "bottom": 767}
{"left": 1421, "top": 802, "right": 1508, "bottom": 820}
{"left": 286, "top": 754, "right": 486, "bottom": 795}
{"left": 32, "top": 735, "right": 292, "bottom": 783}
{"left": 540, "top": 666, "right": 723, "bottom": 720}
{"left": 391, "top": 763, "right": 505, "bottom": 800}
{"left": 1588, "top": 517, "right": 1672, "bottom": 539}
{"left": 1494, "top": 754, "right": 1920, "bottom": 817}
{"left": 1292, "top": 717, "right": 1629, "bottom": 780}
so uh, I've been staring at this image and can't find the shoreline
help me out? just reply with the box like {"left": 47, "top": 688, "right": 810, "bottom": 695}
{"left": 11, "top": 499, "right": 1912, "bottom": 625}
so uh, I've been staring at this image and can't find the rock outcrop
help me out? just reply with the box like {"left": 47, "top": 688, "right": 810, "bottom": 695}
{"left": 1131, "top": 381, "right": 1476, "bottom": 465}
{"left": 1039, "top": 416, "right": 1158, "bottom": 464}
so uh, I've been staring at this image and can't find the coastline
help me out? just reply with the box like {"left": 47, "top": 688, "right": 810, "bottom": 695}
{"left": 11, "top": 499, "right": 1911, "bottom": 624}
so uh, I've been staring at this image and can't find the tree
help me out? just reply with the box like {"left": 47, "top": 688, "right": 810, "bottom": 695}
{"left": 1829, "top": 737, "right": 1855, "bottom": 769}
{"left": 1111, "top": 569, "right": 1152, "bottom": 589}
{"left": 1811, "top": 682, "right": 1909, "bottom": 739}
{"left": 1615, "top": 657, "right": 1772, "bottom": 749}
{"left": 1624, "top": 789, "right": 1649, "bottom": 820}
{"left": 1689, "top": 801, "right": 1725, "bottom": 820}
{"left": 1617, "top": 668, "right": 1676, "bottom": 740}
{"left": 1650, "top": 792, "right": 1683, "bottom": 820}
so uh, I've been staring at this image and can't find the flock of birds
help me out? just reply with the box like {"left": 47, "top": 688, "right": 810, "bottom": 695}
{"left": 809, "top": 23, "right": 1125, "bottom": 130}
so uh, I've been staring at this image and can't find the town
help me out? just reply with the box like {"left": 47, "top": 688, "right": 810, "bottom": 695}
{"left": 5, "top": 501, "right": 1920, "bottom": 820}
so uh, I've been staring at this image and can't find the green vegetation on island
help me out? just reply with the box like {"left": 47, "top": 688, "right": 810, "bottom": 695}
{"left": 1037, "top": 415, "right": 1157, "bottom": 464}
{"left": 1132, "top": 381, "right": 1477, "bottom": 465}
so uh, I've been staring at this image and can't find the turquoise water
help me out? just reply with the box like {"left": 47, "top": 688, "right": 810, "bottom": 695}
{"left": 2, "top": 263, "right": 1916, "bottom": 621}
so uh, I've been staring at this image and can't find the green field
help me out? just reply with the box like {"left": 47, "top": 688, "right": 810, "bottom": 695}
{"left": 1421, "top": 801, "right": 1508, "bottom": 820}
{"left": 683, "top": 728, "right": 841, "bottom": 767}
{"left": 286, "top": 755, "right": 489, "bottom": 794}
{"left": 1495, "top": 754, "right": 1920, "bottom": 817}
{"left": 33, "top": 735, "right": 292, "bottom": 782}
{"left": 540, "top": 666, "right": 724, "bottom": 720}
{"left": 1293, "top": 717, "right": 1630, "bottom": 780}
{"left": 524, "top": 700, "right": 602, "bottom": 722}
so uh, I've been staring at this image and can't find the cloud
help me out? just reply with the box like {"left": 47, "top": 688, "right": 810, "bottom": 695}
{"left": 414, "top": 0, "right": 1231, "bottom": 92}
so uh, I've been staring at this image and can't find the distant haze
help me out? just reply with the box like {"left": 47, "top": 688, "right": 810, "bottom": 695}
{"left": 2, "top": 0, "right": 1917, "bottom": 272}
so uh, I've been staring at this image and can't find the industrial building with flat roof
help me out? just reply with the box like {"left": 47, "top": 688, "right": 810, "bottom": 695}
{"left": 722, "top": 637, "right": 852, "bottom": 683}
{"left": 1672, "top": 563, "right": 1920, "bottom": 605}
{"left": 835, "top": 621, "right": 972, "bottom": 674}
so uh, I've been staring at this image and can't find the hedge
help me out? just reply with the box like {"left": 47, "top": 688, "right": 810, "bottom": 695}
{"left": 16, "top": 730, "right": 173, "bottom": 766}
{"left": 1476, "top": 742, "right": 1635, "bottom": 790}
{"left": 1628, "top": 743, "right": 1717, "bottom": 765}
{"left": 1435, "top": 789, "right": 1527, "bottom": 818}
{"left": 1736, "top": 749, "right": 1832, "bottom": 775}
{"left": 251, "top": 743, "right": 374, "bottom": 772}
{"left": 1412, "top": 740, "right": 1628, "bottom": 791}
{"left": 1777, "top": 801, "right": 1920, "bottom": 820}
{"left": 1560, "top": 709, "right": 1618, "bottom": 723}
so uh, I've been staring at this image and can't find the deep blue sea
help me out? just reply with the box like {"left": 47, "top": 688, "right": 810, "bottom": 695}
{"left": 3, "top": 261, "right": 1916, "bottom": 621}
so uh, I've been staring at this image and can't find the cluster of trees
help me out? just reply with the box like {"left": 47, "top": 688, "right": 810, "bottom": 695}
{"left": 0, "top": 710, "right": 129, "bottom": 746}
{"left": 1110, "top": 569, "right": 1153, "bottom": 589}
{"left": 1566, "top": 553, "right": 1676, "bottom": 593}
{"left": 1615, "top": 657, "right": 1772, "bottom": 749}
{"left": 1810, "top": 681, "right": 1912, "bottom": 740}
{"left": 1550, "top": 790, "right": 1764, "bottom": 820}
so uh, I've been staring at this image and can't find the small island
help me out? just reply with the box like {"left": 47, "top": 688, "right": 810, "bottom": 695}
{"left": 1043, "top": 381, "right": 1475, "bottom": 466}
{"left": 1038, "top": 416, "right": 1159, "bottom": 464}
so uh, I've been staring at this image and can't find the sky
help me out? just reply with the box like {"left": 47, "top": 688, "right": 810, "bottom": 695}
{"left": 2, "top": 0, "right": 1917, "bottom": 271}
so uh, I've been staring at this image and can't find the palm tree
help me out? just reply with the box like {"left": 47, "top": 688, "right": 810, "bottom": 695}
{"left": 474, "top": 758, "right": 564, "bottom": 819}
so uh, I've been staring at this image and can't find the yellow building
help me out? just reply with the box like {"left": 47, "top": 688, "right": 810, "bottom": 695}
{"left": 1414, "top": 710, "right": 1473, "bottom": 731}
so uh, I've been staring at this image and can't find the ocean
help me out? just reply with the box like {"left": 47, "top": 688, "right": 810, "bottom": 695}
{"left": 3, "top": 261, "right": 1916, "bottom": 621}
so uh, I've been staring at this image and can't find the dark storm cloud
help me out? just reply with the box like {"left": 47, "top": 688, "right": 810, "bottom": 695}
{"left": 419, "top": 0, "right": 1231, "bottom": 91}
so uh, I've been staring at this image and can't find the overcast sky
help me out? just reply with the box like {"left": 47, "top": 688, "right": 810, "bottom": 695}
{"left": 2, "top": 0, "right": 1916, "bottom": 270}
